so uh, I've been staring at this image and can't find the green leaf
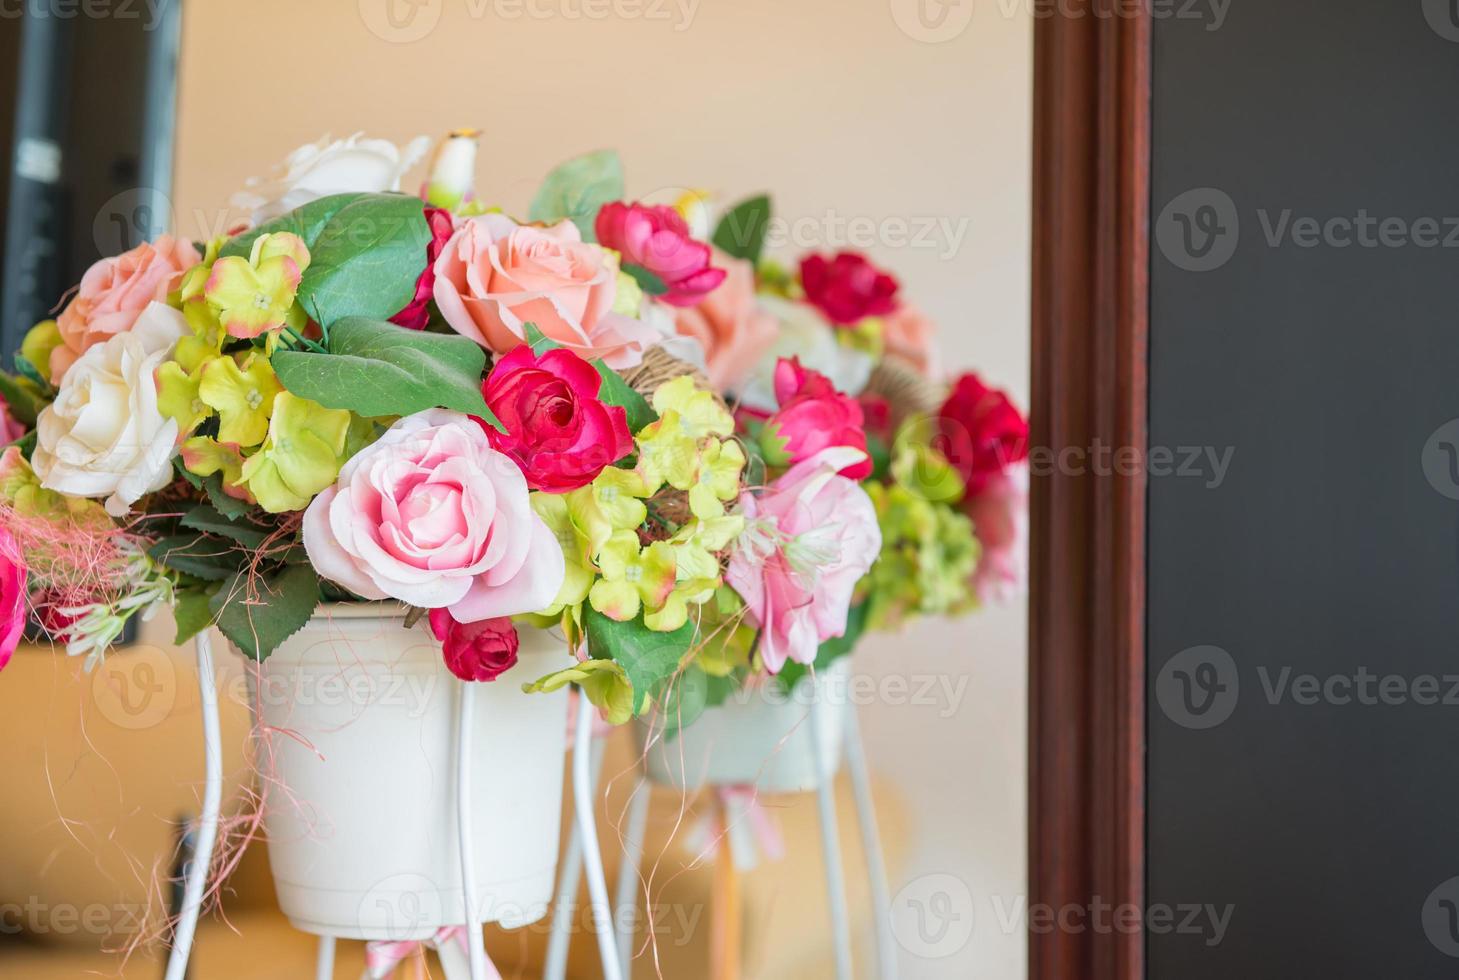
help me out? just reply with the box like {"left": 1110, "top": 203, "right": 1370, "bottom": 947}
{"left": 522, "top": 323, "right": 655, "bottom": 432}
{"left": 0, "top": 372, "right": 45, "bottom": 426}
{"left": 712, "top": 195, "right": 771, "bottom": 265}
{"left": 271, "top": 317, "right": 500, "bottom": 427}
{"left": 210, "top": 564, "right": 320, "bottom": 661}
{"left": 180, "top": 505, "right": 271, "bottom": 549}
{"left": 528, "top": 150, "right": 624, "bottom": 241}
{"left": 583, "top": 605, "right": 695, "bottom": 716}
{"left": 223, "top": 193, "right": 430, "bottom": 327}
{"left": 148, "top": 535, "right": 245, "bottom": 582}
{"left": 11, "top": 354, "right": 49, "bottom": 393}
{"left": 203, "top": 475, "right": 256, "bottom": 520}
{"left": 620, "top": 263, "right": 667, "bottom": 296}
{"left": 173, "top": 587, "right": 217, "bottom": 645}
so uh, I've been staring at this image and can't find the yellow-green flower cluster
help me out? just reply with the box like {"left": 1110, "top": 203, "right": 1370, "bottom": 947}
{"left": 863, "top": 480, "right": 979, "bottom": 629}
{"left": 158, "top": 233, "right": 354, "bottom": 513}
{"left": 529, "top": 377, "right": 747, "bottom": 634}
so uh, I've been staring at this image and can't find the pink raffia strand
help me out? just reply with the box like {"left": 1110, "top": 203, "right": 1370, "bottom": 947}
{"left": 365, "top": 925, "right": 501, "bottom": 979}
{"left": 1, "top": 502, "right": 133, "bottom": 618}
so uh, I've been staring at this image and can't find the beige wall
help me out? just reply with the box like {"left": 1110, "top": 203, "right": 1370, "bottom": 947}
{"left": 172, "top": 2, "right": 1031, "bottom": 976}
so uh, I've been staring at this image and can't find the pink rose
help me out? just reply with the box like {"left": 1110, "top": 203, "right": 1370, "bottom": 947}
{"left": 673, "top": 249, "right": 778, "bottom": 391}
{"left": 52, "top": 235, "right": 201, "bottom": 384}
{"left": 302, "top": 409, "right": 565, "bottom": 622}
{"left": 0, "top": 526, "right": 26, "bottom": 671}
{"left": 389, "top": 205, "right": 455, "bottom": 331}
{"left": 595, "top": 202, "right": 726, "bottom": 308}
{"left": 0, "top": 395, "right": 25, "bottom": 445}
{"left": 798, "top": 251, "right": 899, "bottom": 327}
{"left": 726, "top": 447, "right": 882, "bottom": 673}
{"left": 880, "top": 304, "right": 938, "bottom": 376}
{"left": 964, "top": 463, "right": 1028, "bottom": 603}
{"left": 429, "top": 608, "right": 520, "bottom": 682}
{"left": 432, "top": 214, "right": 658, "bottom": 370}
{"left": 761, "top": 358, "right": 871, "bottom": 479}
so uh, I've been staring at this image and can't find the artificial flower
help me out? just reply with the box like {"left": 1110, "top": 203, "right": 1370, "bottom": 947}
{"left": 51, "top": 235, "right": 200, "bottom": 384}
{"left": 205, "top": 232, "right": 310, "bottom": 339}
{"left": 179, "top": 438, "right": 253, "bottom": 502}
{"left": 935, "top": 372, "right": 1029, "bottom": 497}
{"left": 390, "top": 205, "right": 454, "bottom": 330}
{"left": 302, "top": 409, "right": 565, "bottom": 621}
{"left": 686, "top": 438, "right": 747, "bottom": 520}
{"left": 0, "top": 526, "right": 26, "bottom": 671}
{"left": 529, "top": 491, "right": 596, "bottom": 619}
{"left": 726, "top": 446, "right": 882, "bottom": 672}
{"left": 32, "top": 303, "right": 188, "bottom": 517}
{"left": 198, "top": 354, "right": 283, "bottom": 447}
{"left": 964, "top": 462, "right": 1028, "bottom": 603}
{"left": 429, "top": 607, "right": 519, "bottom": 682}
{"left": 799, "top": 251, "right": 899, "bottom": 327}
{"left": 478, "top": 345, "right": 632, "bottom": 492}
{"left": 738, "top": 294, "right": 875, "bottom": 413}
{"left": 594, "top": 202, "right": 726, "bottom": 307}
{"left": 238, "top": 393, "right": 351, "bottom": 513}
{"left": 20, "top": 320, "right": 62, "bottom": 381}
{"left": 423, "top": 129, "right": 478, "bottom": 211}
{"left": 155, "top": 360, "right": 210, "bottom": 436}
{"left": 672, "top": 248, "right": 778, "bottom": 391}
{"left": 521, "top": 658, "right": 633, "bottom": 726}
{"left": 761, "top": 358, "right": 872, "bottom": 479}
{"left": 432, "top": 214, "right": 658, "bottom": 369}
{"left": 0, "top": 393, "right": 25, "bottom": 445}
{"left": 865, "top": 479, "right": 978, "bottom": 627}
{"left": 232, "top": 132, "right": 430, "bottom": 224}
{"left": 881, "top": 303, "right": 938, "bottom": 376}
{"left": 0, "top": 446, "right": 112, "bottom": 528}
{"left": 588, "top": 531, "right": 680, "bottom": 628}
{"left": 568, "top": 467, "right": 652, "bottom": 554}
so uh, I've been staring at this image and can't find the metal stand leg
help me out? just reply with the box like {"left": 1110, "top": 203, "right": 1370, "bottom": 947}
{"left": 846, "top": 704, "right": 897, "bottom": 979}
{"left": 315, "top": 935, "right": 335, "bottom": 980}
{"left": 456, "top": 682, "right": 489, "bottom": 980}
{"left": 544, "top": 712, "right": 607, "bottom": 980}
{"left": 165, "top": 632, "right": 222, "bottom": 980}
{"left": 613, "top": 779, "right": 651, "bottom": 977}
{"left": 811, "top": 699, "right": 853, "bottom": 980}
{"left": 573, "top": 708, "right": 623, "bottom": 980}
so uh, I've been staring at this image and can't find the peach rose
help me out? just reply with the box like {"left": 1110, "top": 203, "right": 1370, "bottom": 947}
{"left": 673, "top": 249, "right": 778, "bottom": 392}
{"left": 433, "top": 214, "right": 657, "bottom": 370}
{"left": 880, "top": 303, "right": 938, "bottom": 376}
{"left": 51, "top": 235, "right": 200, "bottom": 385}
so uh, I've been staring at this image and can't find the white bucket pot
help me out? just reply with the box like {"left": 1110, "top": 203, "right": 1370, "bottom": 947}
{"left": 642, "top": 658, "right": 852, "bottom": 793}
{"left": 243, "top": 605, "right": 570, "bottom": 941}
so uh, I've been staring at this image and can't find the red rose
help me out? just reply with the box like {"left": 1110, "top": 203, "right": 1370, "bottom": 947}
{"left": 761, "top": 358, "right": 871, "bottom": 479}
{"left": 798, "top": 251, "right": 899, "bottom": 327}
{"left": 429, "top": 608, "right": 520, "bottom": 682}
{"left": 935, "top": 373, "right": 1028, "bottom": 497}
{"left": 595, "top": 202, "right": 726, "bottom": 307}
{"left": 390, "top": 205, "right": 455, "bottom": 330}
{"left": 478, "top": 345, "right": 633, "bottom": 492}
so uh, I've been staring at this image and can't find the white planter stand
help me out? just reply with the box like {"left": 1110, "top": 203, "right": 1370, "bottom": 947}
{"left": 164, "top": 610, "right": 626, "bottom": 980}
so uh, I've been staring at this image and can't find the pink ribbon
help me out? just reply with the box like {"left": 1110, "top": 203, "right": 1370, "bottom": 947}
{"left": 363, "top": 925, "right": 500, "bottom": 979}
{"left": 686, "top": 785, "right": 786, "bottom": 872}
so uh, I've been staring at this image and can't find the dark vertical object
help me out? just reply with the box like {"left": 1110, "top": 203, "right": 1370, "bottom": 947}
{"left": 1148, "top": 2, "right": 1459, "bottom": 977}
{"left": 1030, "top": 2, "right": 1150, "bottom": 980}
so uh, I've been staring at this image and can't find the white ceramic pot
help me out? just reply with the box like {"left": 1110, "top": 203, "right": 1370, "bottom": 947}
{"left": 642, "top": 658, "right": 852, "bottom": 793}
{"left": 242, "top": 605, "right": 570, "bottom": 941}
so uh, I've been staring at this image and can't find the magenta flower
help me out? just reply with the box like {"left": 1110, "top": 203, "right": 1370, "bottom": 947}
{"left": 595, "top": 202, "right": 726, "bottom": 307}
{"left": 798, "top": 251, "right": 899, "bottom": 327}
{"left": 0, "top": 526, "right": 27, "bottom": 671}
{"left": 429, "top": 608, "right": 520, "bottom": 682}
{"left": 726, "top": 447, "right": 882, "bottom": 673}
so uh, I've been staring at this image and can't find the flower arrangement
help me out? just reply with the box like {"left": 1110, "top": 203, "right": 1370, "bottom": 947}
{"left": 0, "top": 132, "right": 1025, "bottom": 733}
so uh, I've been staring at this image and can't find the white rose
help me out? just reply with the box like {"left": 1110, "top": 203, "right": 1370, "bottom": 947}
{"left": 232, "top": 132, "right": 430, "bottom": 223}
{"left": 738, "top": 293, "right": 875, "bottom": 412}
{"left": 32, "top": 302, "right": 188, "bottom": 517}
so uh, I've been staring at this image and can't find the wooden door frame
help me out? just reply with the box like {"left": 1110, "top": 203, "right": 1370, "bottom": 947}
{"left": 1029, "top": 3, "right": 1150, "bottom": 980}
